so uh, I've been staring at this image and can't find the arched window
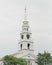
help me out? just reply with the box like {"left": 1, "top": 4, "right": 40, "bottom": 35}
{"left": 21, "top": 44, "right": 22, "bottom": 50}
{"left": 21, "top": 35, "right": 23, "bottom": 39}
{"left": 26, "top": 34, "right": 30, "bottom": 39}
{"left": 28, "top": 43, "right": 30, "bottom": 49}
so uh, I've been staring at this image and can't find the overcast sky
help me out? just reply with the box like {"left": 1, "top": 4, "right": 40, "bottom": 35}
{"left": 0, "top": 0, "right": 52, "bottom": 58}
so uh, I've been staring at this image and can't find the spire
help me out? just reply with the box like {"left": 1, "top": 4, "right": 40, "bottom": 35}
{"left": 22, "top": 7, "right": 29, "bottom": 32}
{"left": 24, "top": 7, "right": 27, "bottom": 21}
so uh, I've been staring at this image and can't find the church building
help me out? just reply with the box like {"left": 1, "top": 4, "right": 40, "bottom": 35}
{"left": 0, "top": 8, "right": 37, "bottom": 65}
{"left": 12, "top": 8, "right": 37, "bottom": 65}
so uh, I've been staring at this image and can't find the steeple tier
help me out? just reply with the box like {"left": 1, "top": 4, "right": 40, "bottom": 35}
{"left": 22, "top": 20, "right": 29, "bottom": 32}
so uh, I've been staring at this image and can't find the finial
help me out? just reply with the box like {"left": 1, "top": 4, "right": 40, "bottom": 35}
{"left": 24, "top": 7, "right": 27, "bottom": 21}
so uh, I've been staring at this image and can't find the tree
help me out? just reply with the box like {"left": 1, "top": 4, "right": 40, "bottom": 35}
{"left": 36, "top": 52, "right": 52, "bottom": 65}
{"left": 3, "top": 55, "right": 27, "bottom": 65}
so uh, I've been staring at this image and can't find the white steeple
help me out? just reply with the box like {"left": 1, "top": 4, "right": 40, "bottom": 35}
{"left": 11, "top": 8, "right": 37, "bottom": 65}
{"left": 18, "top": 8, "right": 34, "bottom": 53}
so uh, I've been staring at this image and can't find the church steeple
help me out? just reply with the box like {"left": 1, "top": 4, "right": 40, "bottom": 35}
{"left": 12, "top": 8, "right": 36, "bottom": 65}
{"left": 18, "top": 8, "right": 34, "bottom": 53}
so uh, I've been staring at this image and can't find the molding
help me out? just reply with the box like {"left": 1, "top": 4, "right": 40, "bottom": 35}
{"left": 19, "top": 40, "right": 33, "bottom": 44}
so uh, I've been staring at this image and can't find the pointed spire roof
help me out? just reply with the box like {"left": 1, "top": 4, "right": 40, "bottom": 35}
{"left": 24, "top": 7, "right": 27, "bottom": 21}
{"left": 22, "top": 8, "right": 29, "bottom": 32}
{"left": 23, "top": 7, "right": 28, "bottom": 24}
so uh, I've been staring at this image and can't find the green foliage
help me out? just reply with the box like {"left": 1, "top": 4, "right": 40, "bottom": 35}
{"left": 3, "top": 55, "right": 27, "bottom": 65}
{"left": 36, "top": 51, "right": 52, "bottom": 65}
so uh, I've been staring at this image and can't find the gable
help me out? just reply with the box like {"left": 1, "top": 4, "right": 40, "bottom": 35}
{"left": 12, "top": 51, "right": 36, "bottom": 60}
{"left": 21, "top": 53, "right": 35, "bottom": 60}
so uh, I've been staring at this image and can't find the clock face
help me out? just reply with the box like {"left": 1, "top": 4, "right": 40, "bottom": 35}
{"left": 21, "top": 35, "right": 23, "bottom": 39}
{"left": 27, "top": 34, "right": 30, "bottom": 39}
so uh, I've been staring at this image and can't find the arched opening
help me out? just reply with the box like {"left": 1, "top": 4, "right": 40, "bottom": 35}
{"left": 21, "top": 44, "right": 22, "bottom": 50}
{"left": 21, "top": 35, "right": 23, "bottom": 39}
{"left": 26, "top": 34, "right": 30, "bottom": 39}
{"left": 28, "top": 44, "right": 30, "bottom": 49}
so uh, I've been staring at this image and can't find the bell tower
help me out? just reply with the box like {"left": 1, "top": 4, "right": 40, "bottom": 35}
{"left": 18, "top": 8, "right": 34, "bottom": 54}
{"left": 13, "top": 8, "right": 37, "bottom": 65}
